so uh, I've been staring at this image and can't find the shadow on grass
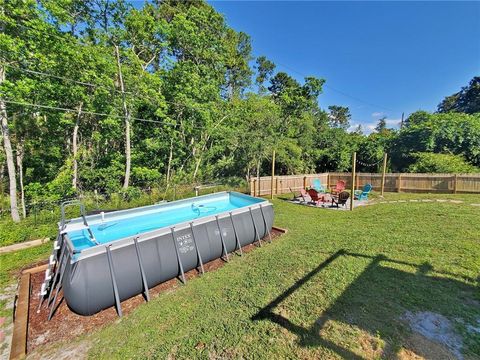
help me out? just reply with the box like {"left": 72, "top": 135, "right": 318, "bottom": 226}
{"left": 252, "top": 250, "right": 479, "bottom": 358}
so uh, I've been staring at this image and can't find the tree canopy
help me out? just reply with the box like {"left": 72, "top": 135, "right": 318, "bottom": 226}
{"left": 0, "top": 0, "right": 479, "bottom": 222}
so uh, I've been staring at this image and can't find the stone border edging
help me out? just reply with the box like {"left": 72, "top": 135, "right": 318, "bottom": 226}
{"left": 361, "top": 198, "right": 480, "bottom": 207}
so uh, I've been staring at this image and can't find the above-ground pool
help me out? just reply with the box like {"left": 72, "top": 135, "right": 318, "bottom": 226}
{"left": 42, "top": 192, "right": 274, "bottom": 317}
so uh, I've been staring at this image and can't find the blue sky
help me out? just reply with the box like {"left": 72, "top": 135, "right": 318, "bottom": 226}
{"left": 209, "top": 1, "right": 480, "bottom": 133}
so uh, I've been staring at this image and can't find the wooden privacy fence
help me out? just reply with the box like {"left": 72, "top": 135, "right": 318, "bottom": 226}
{"left": 250, "top": 172, "right": 480, "bottom": 196}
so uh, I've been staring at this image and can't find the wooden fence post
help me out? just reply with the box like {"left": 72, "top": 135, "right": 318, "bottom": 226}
{"left": 253, "top": 179, "right": 257, "bottom": 197}
{"left": 303, "top": 176, "right": 307, "bottom": 190}
{"left": 275, "top": 177, "right": 279, "bottom": 195}
{"left": 381, "top": 153, "right": 387, "bottom": 196}
{"left": 327, "top": 173, "right": 330, "bottom": 189}
{"left": 270, "top": 150, "right": 275, "bottom": 200}
{"left": 350, "top": 152, "right": 356, "bottom": 211}
{"left": 398, "top": 174, "right": 402, "bottom": 192}
{"left": 453, "top": 174, "right": 457, "bottom": 194}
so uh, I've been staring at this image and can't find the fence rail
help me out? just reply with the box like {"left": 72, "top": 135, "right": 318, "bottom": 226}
{"left": 250, "top": 172, "right": 480, "bottom": 196}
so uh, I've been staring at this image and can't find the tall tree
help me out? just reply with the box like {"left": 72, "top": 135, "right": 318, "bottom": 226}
{"left": 0, "top": 4, "right": 21, "bottom": 222}
{"left": 437, "top": 76, "right": 480, "bottom": 114}
{"left": 375, "top": 116, "right": 387, "bottom": 133}
{"left": 0, "top": 66, "right": 20, "bottom": 222}
{"left": 255, "top": 56, "right": 275, "bottom": 92}
{"left": 328, "top": 105, "right": 351, "bottom": 129}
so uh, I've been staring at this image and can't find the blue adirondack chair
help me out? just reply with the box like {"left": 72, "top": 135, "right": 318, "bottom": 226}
{"left": 311, "top": 178, "right": 325, "bottom": 193}
{"left": 355, "top": 183, "right": 372, "bottom": 200}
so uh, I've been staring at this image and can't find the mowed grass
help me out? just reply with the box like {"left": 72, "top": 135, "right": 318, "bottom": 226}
{"left": 74, "top": 194, "right": 480, "bottom": 359}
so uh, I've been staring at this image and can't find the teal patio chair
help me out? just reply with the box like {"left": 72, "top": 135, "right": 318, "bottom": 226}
{"left": 311, "top": 178, "right": 325, "bottom": 193}
{"left": 354, "top": 183, "right": 372, "bottom": 200}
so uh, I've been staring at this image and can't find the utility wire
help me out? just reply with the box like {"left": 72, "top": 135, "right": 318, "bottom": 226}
{"left": 1, "top": 99, "right": 205, "bottom": 129}
{"left": 273, "top": 60, "right": 397, "bottom": 113}
{"left": 4, "top": 19, "right": 398, "bottom": 113}
{"left": 0, "top": 59, "right": 211, "bottom": 111}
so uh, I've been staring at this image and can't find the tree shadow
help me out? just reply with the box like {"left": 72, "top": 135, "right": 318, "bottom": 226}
{"left": 252, "top": 250, "right": 479, "bottom": 358}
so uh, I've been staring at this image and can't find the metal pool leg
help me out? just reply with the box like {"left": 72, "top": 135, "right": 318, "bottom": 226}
{"left": 189, "top": 223, "right": 205, "bottom": 274}
{"left": 229, "top": 212, "right": 243, "bottom": 256}
{"left": 259, "top": 204, "right": 272, "bottom": 243}
{"left": 215, "top": 216, "right": 230, "bottom": 262}
{"left": 106, "top": 245, "right": 123, "bottom": 317}
{"left": 249, "top": 207, "right": 262, "bottom": 247}
{"left": 133, "top": 237, "right": 150, "bottom": 302}
{"left": 47, "top": 250, "right": 68, "bottom": 320}
{"left": 170, "top": 227, "right": 186, "bottom": 284}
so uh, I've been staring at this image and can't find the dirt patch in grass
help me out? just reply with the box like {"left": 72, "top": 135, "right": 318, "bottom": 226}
{"left": 397, "top": 347, "right": 425, "bottom": 360}
{"left": 26, "top": 229, "right": 285, "bottom": 354}
{"left": 402, "top": 311, "right": 463, "bottom": 359}
{"left": 358, "top": 332, "right": 384, "bottom": 359}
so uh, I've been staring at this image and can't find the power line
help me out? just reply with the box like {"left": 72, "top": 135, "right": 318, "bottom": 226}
{"left": 2, "top": 99, "right": 206, "bottom": 129}
{"left": 273, "top": 60, "right": 397, "bottom": 113}
{"left": 4, "top": 14, "right": 398, "bottom": 114}
{"left": 0, "top": 59, "right": 216, "bottom": 111}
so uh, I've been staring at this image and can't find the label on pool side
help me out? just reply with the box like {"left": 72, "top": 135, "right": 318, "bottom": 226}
{"left": 176, "top": 233, "right": 195, "bottom": 254}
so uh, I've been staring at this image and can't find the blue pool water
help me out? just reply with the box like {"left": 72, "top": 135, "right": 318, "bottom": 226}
{"left": 68, "top": 192, "right": 265, "bottom": 251}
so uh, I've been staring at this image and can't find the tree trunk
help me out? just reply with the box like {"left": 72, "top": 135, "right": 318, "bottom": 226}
{"left": 16, "top": 142, "right": 26, "bottom": 218}
{"left": 0, "top": 65, "right": 20, "bottom": 222}
{"left": 115, "top": 44, "right": 131, "bottom": 189}
{"left": 166, "top": 137, "right": 173, "bottom": 186}
{"left": 72, "top": 102, "right": 83, "bottom": 189}
{"left": 192, "top": 155, "right": 202, "bottom": 181}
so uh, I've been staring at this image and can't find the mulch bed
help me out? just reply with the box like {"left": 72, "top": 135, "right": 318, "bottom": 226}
{"left": 26, "top": 228, "right": 285, "bottom": 352}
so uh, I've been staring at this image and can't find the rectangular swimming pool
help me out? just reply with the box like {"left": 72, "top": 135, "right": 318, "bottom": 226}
{"left": 42, "top": 192, "right": 274, "bottom": 317}
{"left": 68, "top": 191, "right": 265, "bottom": 251}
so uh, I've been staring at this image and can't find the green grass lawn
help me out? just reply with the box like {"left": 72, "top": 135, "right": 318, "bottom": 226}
{"left": 4, "top": 193, "right": 480, "bottom": 359}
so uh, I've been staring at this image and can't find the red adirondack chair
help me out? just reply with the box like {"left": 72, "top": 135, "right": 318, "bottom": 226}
{"left": 307, "top": 189, "right": 326, "bottom": 206}
{"left": 300, "top": 188, "right": 312, "bottom": 203}
{"left": 330, "top": 180, "right": 346, "bottom": 195}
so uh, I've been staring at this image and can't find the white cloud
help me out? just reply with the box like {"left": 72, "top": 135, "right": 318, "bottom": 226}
{"left": 348, "top": 118, "right": 402, "bottom": 135}
{"left": 371, "top": 112, "right": 385, "bottom": 118}
{"left": 385, "top": 118, "right": 401, "bottom": 126}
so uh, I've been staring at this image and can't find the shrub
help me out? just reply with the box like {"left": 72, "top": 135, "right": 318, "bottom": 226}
{"left": 407, "top": 152, "right": 480, "bottom": 173}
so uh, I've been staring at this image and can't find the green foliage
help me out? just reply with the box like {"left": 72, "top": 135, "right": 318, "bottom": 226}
{"left": 391, "top": 112, "right": 480, "bottom": 171}
{"left": 407, "top": 152, "right": 479, "bottom": 174}
{"left": 328, "top": 105, "right": 351, "bottom": 129}
{"left": 437, "top": 76, "right": 480, "bottom": 114}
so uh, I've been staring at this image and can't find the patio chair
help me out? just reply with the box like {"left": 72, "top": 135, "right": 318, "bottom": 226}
{"left": 330, "top": 180, "right": 346, "bottom": 195}
{"left": 331, "top": 191, "right": 350, "bottom": 208}
{"left": 311, "top": 178, "right": 326, "bottom": 193}
{"left": 289, "top": 187, "right": 300, "bottom": 201}
{"left": 307, "top": 189, "right": 327, "bottom": 206}
{"left": 300, "top": 188, "right": 311, "bottom": 203}
{"left": 354, "top": 183, "right": 372, "bottom": 200}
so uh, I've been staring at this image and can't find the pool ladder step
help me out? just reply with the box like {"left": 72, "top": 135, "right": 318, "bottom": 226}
{"left": 38, "top": 200, "right": 97, "bottom": 317}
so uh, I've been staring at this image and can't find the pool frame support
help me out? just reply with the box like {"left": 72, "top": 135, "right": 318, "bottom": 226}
{"left": 190, "top": 222, "right": 205, "bottom": 274}
{"left": 133, "top": 237, "right": 150, "bottom": 302}
{"left": 259, "top": 204, "right": 272, "bottom": 243}
{"left": 106, "top": 245, "right": 123, "bottom": 317}
{"left": 229, "top": 212, "right": 243, "bottom": 256}
{"left": 170, "top": 227, "right": 187, "bottom": 284}
{"left": 215, "top": 216, "right": 230, "bottom": 262}
{"left": 249, "top": 207, "right": 262, "bottom": 247}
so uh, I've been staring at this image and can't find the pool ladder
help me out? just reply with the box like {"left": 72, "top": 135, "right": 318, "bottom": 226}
{"left": 37, "top": 200, "right": 97, "bottom": 319}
